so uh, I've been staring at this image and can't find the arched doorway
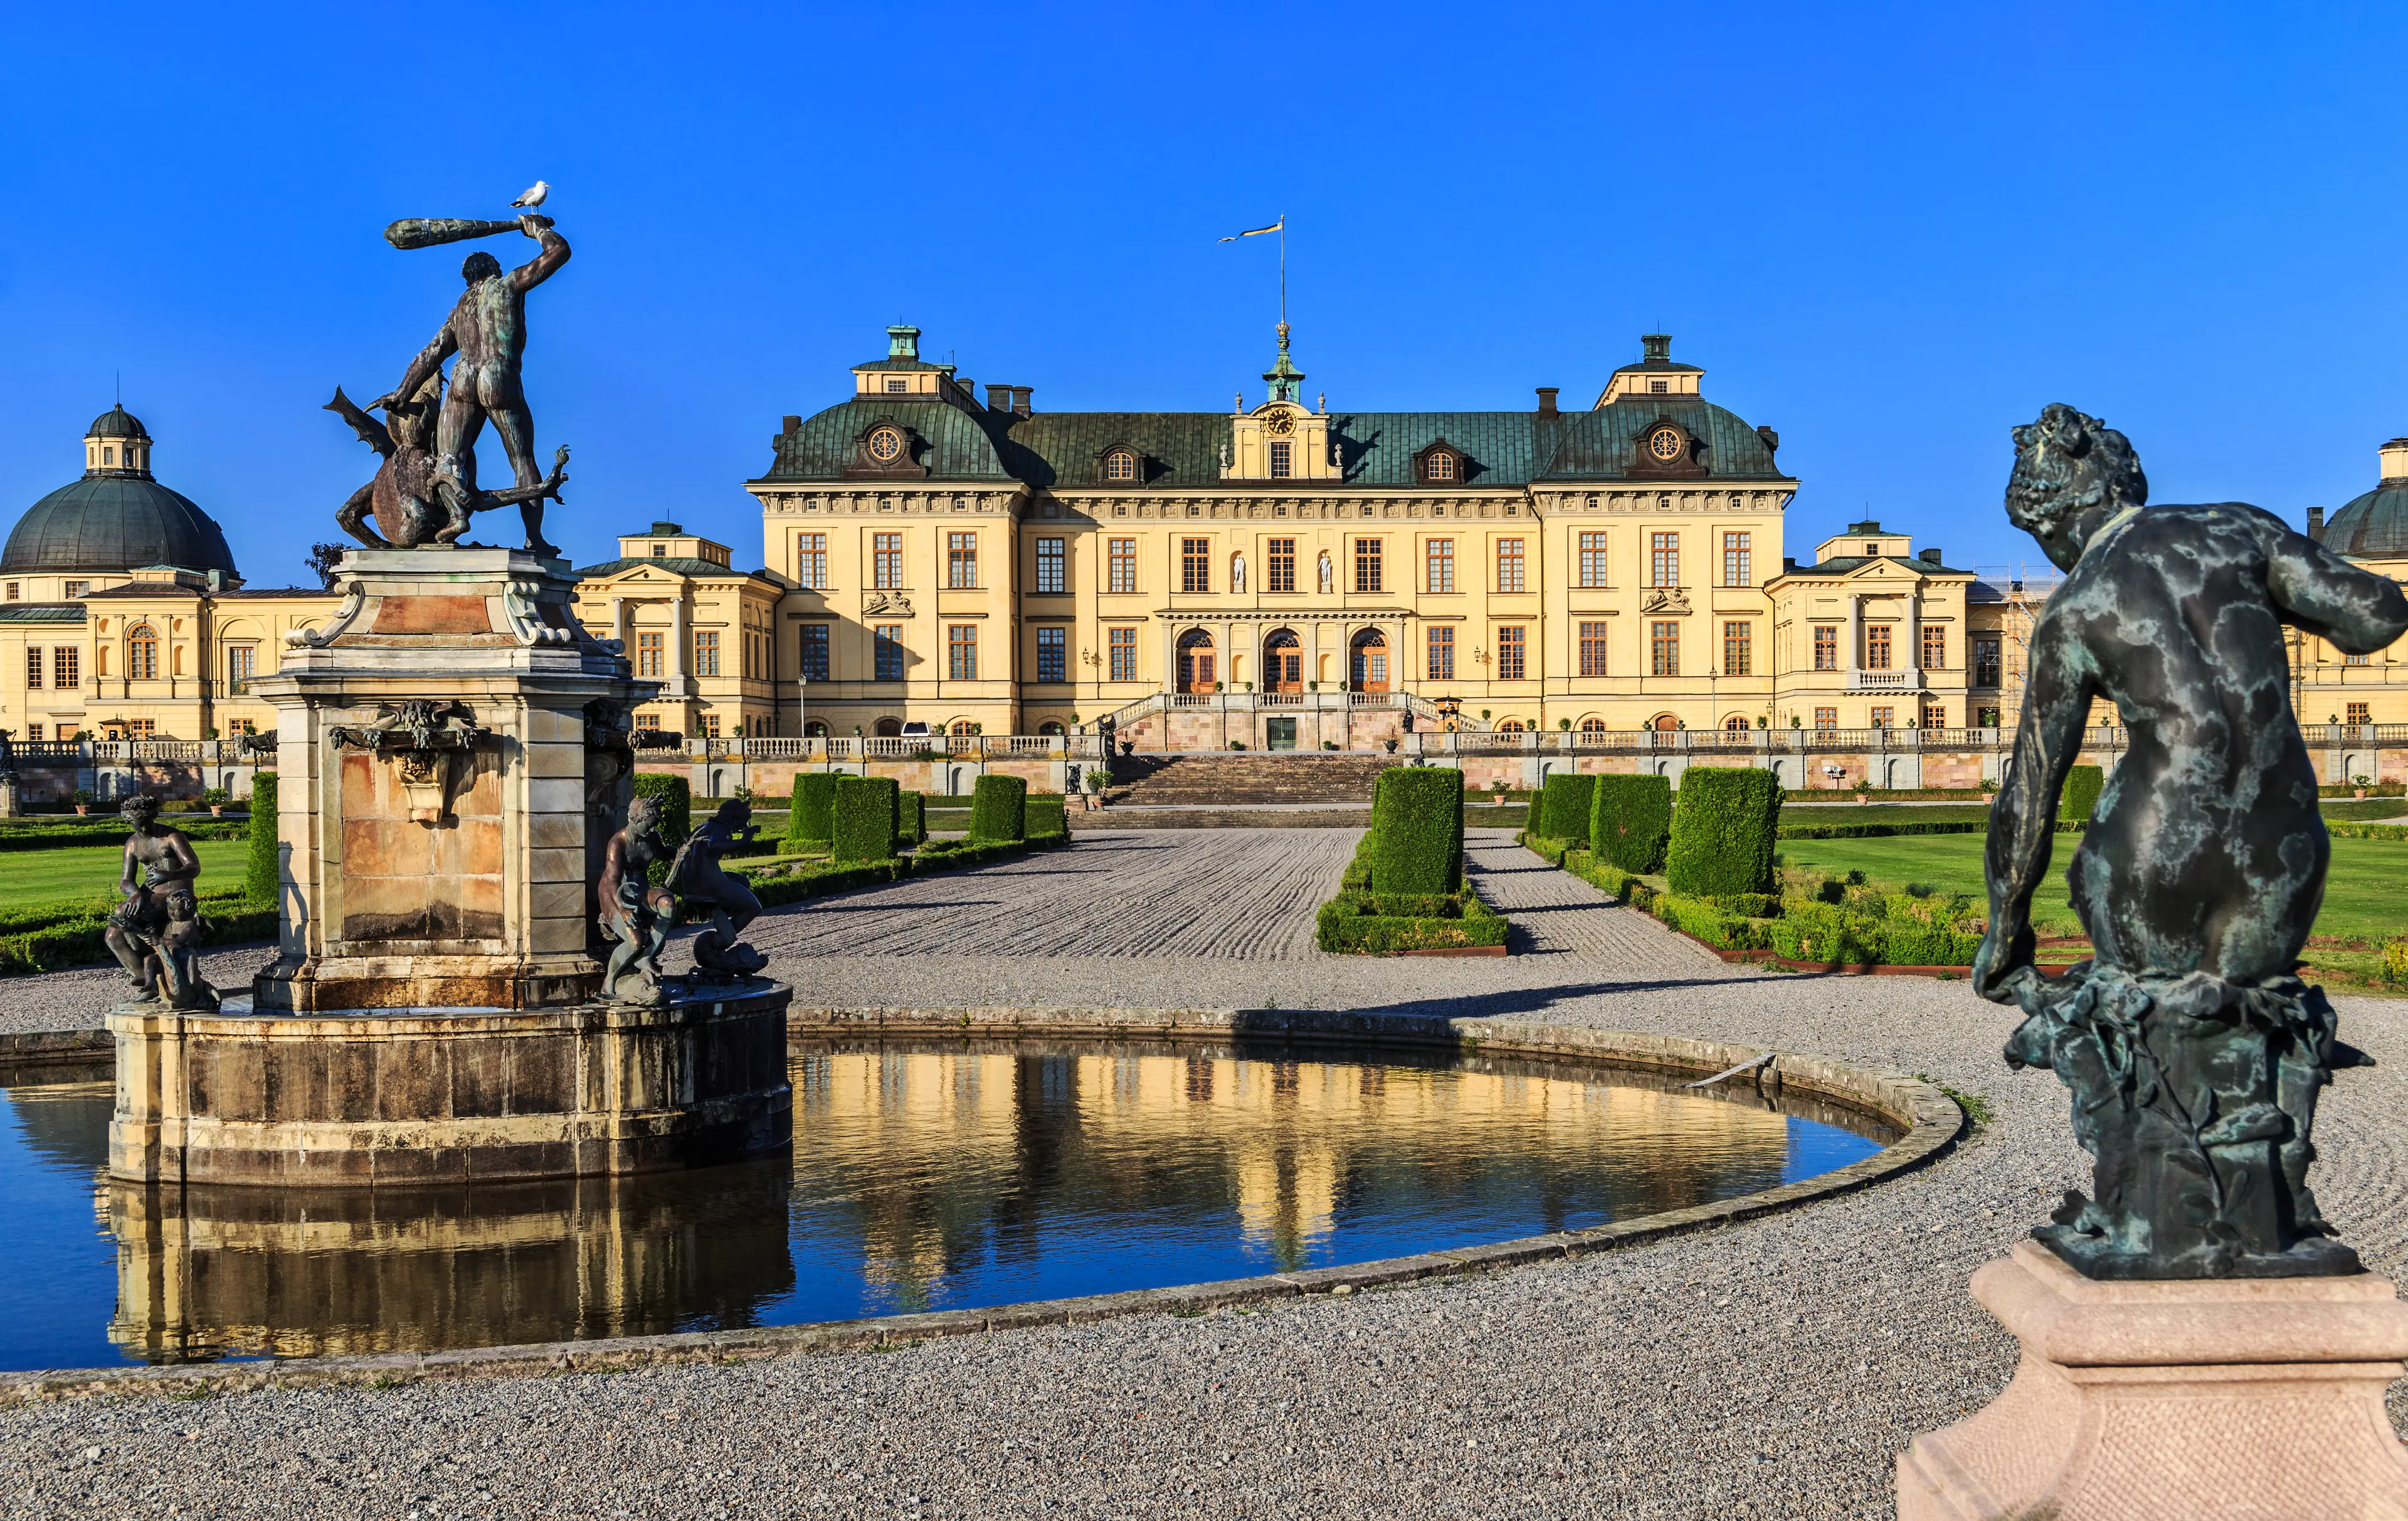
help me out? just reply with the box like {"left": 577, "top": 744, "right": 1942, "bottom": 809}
{"left": 1349, "top": 629, "right": 1389, "bottom": 693}
{"left": 1497, "top": 718, "right": 1525, "bottom": 733}
{"left": 1037, "top": 720, "right": 1065, "bottom": 737}
{"left": 1651, "top": 713, "right": 1678, "bottom": 732}
{"left": 804, "top": 719, "right": 830, "bottom": 738}
{"left": 873, "top": 717, "right": 902, "bottom": 738}
{"left": 1579, "top": 716, "right": 1608, "bottom": 735}
{"left": 1177, "top": 629, "right": 1217, "bottom": 693}
{"left": 1724, "top": 715, "right": 1751, "bottom": 734}
{"left": 1264, "top": 629, "right": 1302, "bottom": 692}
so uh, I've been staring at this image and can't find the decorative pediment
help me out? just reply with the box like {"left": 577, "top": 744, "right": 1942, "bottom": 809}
{"left": 863, "top": 590, "right": 915, "bottom": 617}
{"left": 1639, "top": 586, "right": 1694, "bottom": 616}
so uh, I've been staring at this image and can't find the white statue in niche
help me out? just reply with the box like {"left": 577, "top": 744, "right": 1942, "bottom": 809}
{"left": 1318, "top": 550, "right": 1334, "bottom": 594}
{"left": 1232, "top": 552, "right": 1247, "bottom": 593}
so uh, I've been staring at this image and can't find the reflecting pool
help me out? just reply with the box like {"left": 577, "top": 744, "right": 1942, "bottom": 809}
{"left": 0, "top": 1039, "right": 1896, "bottom": 1370}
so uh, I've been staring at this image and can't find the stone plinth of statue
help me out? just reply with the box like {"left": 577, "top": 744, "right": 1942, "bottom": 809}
{"left": 1897, "top": 1243, "right": 2408, "bottom": 1518}
{"left": 105, "top": 546, "right": 793, "bottom": 1185}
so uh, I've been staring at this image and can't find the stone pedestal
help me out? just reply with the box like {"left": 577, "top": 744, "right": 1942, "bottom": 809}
{"left": 1898, "top": 1241, "right": 2408, "bottom": 1519}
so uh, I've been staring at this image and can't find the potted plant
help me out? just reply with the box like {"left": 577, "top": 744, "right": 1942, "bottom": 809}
{"left": 71, "top": 788, "right": 93, "bottom": 816}
{"left": 1381, "top": 737, "right": 1398, "bottom": 753}
{"left": 1084, "top": 770, "right": 1107, "bottom": 809}
{"left": 1557, "top": 717, "right": 1572, "bottom": 731}
{"left": 2354, "top": 773, "right": 2373, "bottom": 799}
{"left": 201, "top": 787, "right": 231, "bottom": 818}
{"left": 1854, "top": 776, "right": 1873, "bottom": 806}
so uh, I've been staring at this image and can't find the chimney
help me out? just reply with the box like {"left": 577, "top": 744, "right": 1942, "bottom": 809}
{"left": 1920, "top": 548, "right": 1943, "bottom": 566}
{"left": 954, "top": 378, "right": 974, "bottom": 405}
{"left": 1535, "top": 386, "right": 1559, "bottom": 417}
{"left": 1756, "top": 425, "right": 1780, "bottom": 453}
{"left": 2308, "top": 505, "right": 2326, "bottom": 543}
{"left": 988, "top": 383, "right": 1013, "bottom": 411}
{"left": 1012, "top": 386, "right": 1033, "bottom": 417}
{"left": 2381, "top": 437, "right": 2408, "bottom": 483}
{"left": 781, "top": 415, "right": 801, "bottom": 435}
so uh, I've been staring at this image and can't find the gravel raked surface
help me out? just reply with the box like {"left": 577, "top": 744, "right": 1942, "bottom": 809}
{"left": 4, "top": 829, "right": 2405, "bottom": 1519}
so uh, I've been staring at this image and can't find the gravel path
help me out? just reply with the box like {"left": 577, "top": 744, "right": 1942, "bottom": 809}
{"left": 4, "top": 830, "right": 2404, "bottom": 1520}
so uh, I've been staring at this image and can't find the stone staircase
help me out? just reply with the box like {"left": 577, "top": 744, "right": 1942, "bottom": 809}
{"left": 1080, "top": 754, "right": 1393, "bottom": 829}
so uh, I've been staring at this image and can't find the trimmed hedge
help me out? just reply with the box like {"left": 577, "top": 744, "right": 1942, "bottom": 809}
{"left": 1026, "top": 792, "right": 1067, "bottom": 844}
{"left": 1591, "top": 774, "right": 1672, "bottom": 873}
{"left": 1539, "top": 773, "right": 1596, "bottom": 851}
{"left": 1522, "top": 783, "right": 1545, "bottom": 840}
{"left": 245, "top": 770, "right": 279, "bottom": 903}
{"left": 1316, "top": 886, "right": 1507, "bottom": 953}
{"left": 2059, "top": 763, "right": 2104, "bottom": 824}
{"left": 832, "top": 776, "right": 900, "bottom": 861}
{"left": 786, "top": 773, "right": 838, "bottom": 844}
{"left": 1365, "top": 766, "right": 1463, "bottom": 893}
{"left": 0, "top": 819, "right": 248, "bottom": 852}
{"left": 633, "top": 773, "right": 691, "bottom": 886}
{"left": 1665, "top": 768, "right": 1782, "bottom": 897}
{"left": 969, "top": 775, "right": 1028, "bottom": 842}
{"left": 2328, "top": 820, "right": 2408, "bottom": 841}
{"left": 0, "top": 893, "right": 276, "bottom": 977}
{"left": 897, "top": 790, "right": 926, "bottom": 848}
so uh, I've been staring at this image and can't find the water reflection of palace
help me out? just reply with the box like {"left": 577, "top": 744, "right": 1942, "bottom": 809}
{"left": 795, "top": 1045, "right": 1800, "bottom": 1305}
{"left": 107, "top": 1167, "right": 795, "bottom": 1364}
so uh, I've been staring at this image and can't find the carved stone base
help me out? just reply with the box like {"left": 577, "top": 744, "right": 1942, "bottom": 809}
{"left": 1898, "top": 1242, "right": 2408, "bottom": 1519}
{"left": 107, "top": 982, "right": 793, "bottom": 1185}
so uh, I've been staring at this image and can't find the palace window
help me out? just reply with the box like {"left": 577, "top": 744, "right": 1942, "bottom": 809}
{"left": 1037, "top": 537, "right": 1065, "bottom": 593}
{"left": 1723, "top": 531, "right": 1751, "bottom": 587}
{"left": 692, "top": 630, "right": 719, "bottom": 677}
{"left": 3, "top": 583, "right": 14, "bottom": 602}
{"left": 23, "top": 648, "right": 39, "bottom": 689}
{"left": 1105, "top": 449, "right": 1138, "bottom": 481}
{"left": 1496, "top": 538, "right": 1524, "bottom": 592}
{"left": 796, "top": 533, "right": 826, "bottom": 589}
{"left": 1268, "top": 538, "right": 1297, "bottom": 593}
{"left": 1814, "top": 627, "right": 1838, "bottom": 671}
{"left": 1581, "top": 717, "right": 1608, "bottom": 734}
{"left": 636, "top": 632, "right": 663, "bottom": 677}
{"left": 633, "top": 713, "right": 660, "bottom": 732}
{"left": 874, "top": 625, "right": 904, "bottom": 681}
{"left": 1182, "top": 538, "right": 1211, "bottom": 593}
{"left": 1922, "top": 703, "right": 1949, "bottom": 729}
{"left": 228, "top": 645, "right": 255, "bottom": 691}
{"left": 1579, "top": 532, "right": 1608, "bottom": 588}
{"left": 948, "top": 625, "right": 978, "bottom": 680}
{"left": 1354, "top": 538, "right": 1383, "bottom": 593}
{"left": 1921, "top": 626, "right": 1946, "bottom": 670}
{"left": 21, "top": 725, "right": 38, "bottom": 742}
{"left": 1973, "top": 635, "right": 2002, "bottom": 687}
{"left": 948, "top": 532, "right": 978, "bottom": 588}
{"left": 1977, "top": 706, "right": 2003, "bottom": 727}
{"left": 1650, "top": 532, "right": 1679, "bottom": 588}
{"left": 1426, "top": 538, "right": 1454, "bottom": 593}
{"left": 2347, "top": 702, "right": 2371, "bottom": 726}
{"left": 1109, "top": 538, "right": 1137, "bottom": 594}
{"left": 1649, "top": 379, "right": 1668, "bottom": 395}
{"left": 1496, "top": 626, "right": 1526, "bottom": 681}
{"left": 1870, "top": 706, "right": 1895, "bottom": 729}
{"left": 1723, "top": 620, "right": 1751, "bottom": 677}
{"left": 53, "top": 648, "right": 77, "bottom": 688}
{"left": 1867, "top": 626, "right": 1893, "bottom": 670}
{"left": 873, "top": 533, "right": 902, "bottom": 589}
{"left": 1109, "top": 627, "right": 1137, "bottom": 682}
{"left": 1814, "top": 706, "right": 1837, "bottom": 731}
{"left": 129, "top": 625, "right": 158, "bottom": 681}
{"left": 652, "top": 544, "right": 666, "bottom": 558}
{"left": 1423, "top": 450, "right": 1456, "bottom": 483}
{"left": 692, "top": 713, "right": 717, "bottom": 739}
{"left": 885, "top": 378, "right": 907, "bottom": 394}
{"left": 1580, "top": 622, "right": 1609, "bottom": 677}
{"left": 798, "top": 624, "right": 830, "bottom": 681}
{"left": 1650, "top": 620, "right": 1679, "bottom": 677}
{"left": 1269, "top": 440, "right": 1292, "bottom": 479}
{"left": 2346, "top": 650, "right": 2370, "bottom": 666}
{"left": 1427, "top": 626, "right": 1454, "bottom": 681}
{"left": 63, "top": 581, "right": 88, "bottom": 600}
{"left": 1037, "top": 626, "right": 1066, "bottom": 682}
{"left": 1497, "top": 719, "right": 1525, "bottom": 733}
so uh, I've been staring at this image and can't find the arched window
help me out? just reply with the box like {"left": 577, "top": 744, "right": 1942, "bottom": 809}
{"left": 1264, "top": 628, "right": 1302, "bottom": 691}
{"left": 1348, "top": 628, "right": 1389, "bottom": 692}
{"left": 805, "top": 719, "right": 830, "bottom": 737}
{"left": 1579, "top": 716, "right": 1608, "bottom": 735}
{"left": 1105, "top": 449, "right": 1138, "bottom": 482}
{"left": 949, "top": 719, "right": 980, "bottom": 736}
{"left": 873, "top": 717, "right": 903, "bottom": 737}
{"left": 128, "top": 625, "right": 159, "bottom": 682}
{"left": 1497, "top": 718, "right": 1524, "bottom": 733}
{"left": 1424, "top": 450, "right": 1455, "bottom": 482}
{"left": 1651, "top": 713, "right": 1679, "bottom": 733}
{"left": 1176, "top": 628, "right": 1217, "bottom": 693}
{"left": 1724, "top": 715, "right": 1751, "bottom": 733}
{"left": 1037, "top": 720, "right": 1065, "bottom": 736}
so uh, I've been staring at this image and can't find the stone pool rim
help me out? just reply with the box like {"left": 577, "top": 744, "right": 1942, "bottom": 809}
{"left": 0, "top": 1006, "right": 1966, "bottom": 1406}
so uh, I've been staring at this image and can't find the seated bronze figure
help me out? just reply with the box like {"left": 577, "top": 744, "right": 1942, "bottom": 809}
{"left": 104, "top": 796, "right": 217, "bottom": 1012}
{"left": 668, "top": 798, "right": 768, "bottom": 980}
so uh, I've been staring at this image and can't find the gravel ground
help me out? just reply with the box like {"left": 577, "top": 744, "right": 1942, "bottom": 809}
{"left": 4, "top": 829, "right": 2404, "bottom": 1519}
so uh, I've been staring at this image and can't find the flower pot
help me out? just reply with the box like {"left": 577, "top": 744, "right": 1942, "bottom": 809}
{"left": 210, "top": 805, "right": 224, "bottom": 817}
{"left": 2356, "top": 788, "right": 2368, "bottom": 799}
{"left": 74, "top": 805, "right": 88, "bottom": 816}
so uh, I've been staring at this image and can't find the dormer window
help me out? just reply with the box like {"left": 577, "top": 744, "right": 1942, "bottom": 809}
{"left": 1425, "top": 451, "right": 1455, "bottom": 482}
{"left": 1106, "top": 450, "right": 1137, "bottom": 481}
{"left": 103, "top": 446, "right": 116, "bottom": 465}
{"left": 1415, "top": 440, "right": 1465, "bottom": 485}
{"left": 885, "top": 378, "right": 907, "bottom": 393}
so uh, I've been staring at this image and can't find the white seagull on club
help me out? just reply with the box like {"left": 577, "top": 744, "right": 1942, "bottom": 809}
{"left": 510, "top": 180, "right": 551, "bottom": 209}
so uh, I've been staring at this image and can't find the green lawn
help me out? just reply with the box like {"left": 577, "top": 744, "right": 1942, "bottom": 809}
{"left": 1776, "top": 833, "right": 2408, "bottom": 946}
{"left": 0, "top": 840, "right": 254, "bottom": 914}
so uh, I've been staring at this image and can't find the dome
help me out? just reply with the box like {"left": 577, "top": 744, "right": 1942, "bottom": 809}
{"left": 3, "top": 475, "right": 238, "bottom": 577}
{"left": 2325, "top": 482, "right": 2408, "bottom": 559}
{"left": 86, "top": 406, "right": 147, "bottom": 440}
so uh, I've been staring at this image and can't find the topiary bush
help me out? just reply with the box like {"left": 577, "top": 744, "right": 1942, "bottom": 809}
{"left": 633, "top": 773, "right": 692, "bottom": 886}
{"left": 1664, "top": 768, "right": 1783, "bottom": 898}
{"left": 832, "top": 776, "right": 900, "bottom": 862}
{"left": 786, "top": 772, "right": 838, "bottom": 844}
{"left": 2059, "top": 763, "right": 2104, "bottom": 824}
{"left": 897, "top": 790, "right": 926, "bottom": 848}
{"left": 1591, "top": 774, "right": 1672, "bottom": 874}
{"left": 245, "top": 770, "right": 278, "bottom": 903}
{"left": 1366, "top": 766, "right": 1463, "bottom": 893}
{"left": 1025, "top": 792, "right": 1067, "bottom": 844}
{"left": 1521, "top": 781, "right": 1545, "bottom": 840}
{"left": 968, "top": 774, "right": 1028, "bottom": 842}
{"left": 1539, "top": 773, "right": 1595, "bottom": 849}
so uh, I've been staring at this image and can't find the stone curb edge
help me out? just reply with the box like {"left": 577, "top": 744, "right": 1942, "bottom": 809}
{"left": 0, "top": 1008, "right": 1965, "bottom": 1406}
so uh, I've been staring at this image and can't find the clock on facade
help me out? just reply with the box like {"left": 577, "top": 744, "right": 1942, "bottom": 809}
{"left": 1264, "top": 410, "right": 1296, "bottom": 435}
{"left": 867, "top": 427, "right": 905, "bottom": 462}
{"left": 1647, "top": 427, "right": 1684, "bottom": 461}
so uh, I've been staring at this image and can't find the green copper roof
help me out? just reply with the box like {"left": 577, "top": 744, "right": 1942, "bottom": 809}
{"left": 576, "top": 556, "right": 778, "bottom": 581}
{"left": 1536, "top": 396, "right": 1785, "bottom": 482}
{"left": 754, "top": 398, "right": 1015, "bottom": 484}
{"left": 2327, "top": 483, "right": 2408, "bottom": 559}
{"left": 0, "top": 603, "right": 87, "bottom": 623}
{"left": 4, "top": 474, "right": 240, "bottom": 577}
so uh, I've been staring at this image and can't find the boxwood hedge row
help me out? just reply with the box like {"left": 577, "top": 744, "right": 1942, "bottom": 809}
{"left": 969, "top": 775, "right": 1028, "bottom": 842}
{"left": 1664, "top": 768, "right": 1782, "bottom": 897}
{"left": 1591, "top": 774, "right": 1672, "bottom": 872}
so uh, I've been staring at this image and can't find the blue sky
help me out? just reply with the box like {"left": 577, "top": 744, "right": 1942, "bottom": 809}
{"left": 2, "top": 3, "right": 2404, "bottom": 585}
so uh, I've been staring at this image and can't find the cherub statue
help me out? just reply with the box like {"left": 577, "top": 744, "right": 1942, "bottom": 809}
{"left": 667, "top": 798, "right": 768, "bottom": 979}
{"left": 596, "top": 795, "right": 676, "bottom": 1004}
{"left": 103, "top": 795, "right": 217, "bottom": 1010}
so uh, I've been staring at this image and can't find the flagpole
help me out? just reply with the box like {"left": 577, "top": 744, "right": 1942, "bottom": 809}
{"left": 1279, "top": 213, "right": 1287, "bottom": 327}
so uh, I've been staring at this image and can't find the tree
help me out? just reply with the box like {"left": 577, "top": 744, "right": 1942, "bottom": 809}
{"left": 305, "top": 543, "right": 349, "bottom": 590}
